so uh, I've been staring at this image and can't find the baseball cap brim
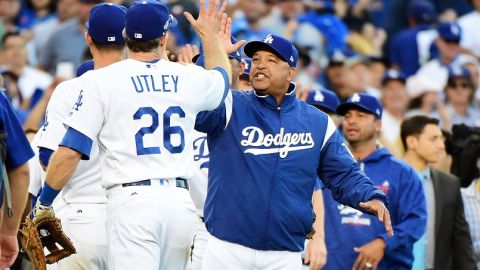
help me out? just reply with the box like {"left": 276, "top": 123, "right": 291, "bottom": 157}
{"left": 244, "top": 42, "right": 290, "bottom": 65}
{"left": 336, "top": 103, "right": 378, "bottom": 118}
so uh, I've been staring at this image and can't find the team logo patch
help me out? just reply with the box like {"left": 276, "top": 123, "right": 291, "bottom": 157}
{"left": 338, "top": 204, "right": 371, "bottom": 226}
{"left": 314, "top": 90, "right": 324, "bottom": 102}
{"left": 240, "top": 127, "right": 314, "bottom": 158}
{"left": 72, "top": 90, "right": 84, "bottom": 112}
{"left": 351, "top": 93, "right": 361, "bottom": 102}
{"left": 193, "top": 136, "right": 209, "bottom": 169}
{"left": 376, "top": 181, "right": 390, "bottom": 195}
{"left": 264, "top": 34, "right": 274, "bottom": 44}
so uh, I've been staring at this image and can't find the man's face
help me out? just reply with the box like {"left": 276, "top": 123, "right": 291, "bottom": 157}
{"left": 277, "top": 0, "right": 304, "bottom": 20}
{"left": 250, "top": 50, "right": 294, "bottom": 97}
{"left": 409, "top": 124, "right": 445, "bottom": 163}
{"left": 241, "top": 0, "right": 266, "bottom": 22}
{"left": 2, "top": 35, "right": 27, "bottom": 68}
{"left": 342, "top": 108, "right": 380, "bottom": 146}
{"left": 382, "top": 80, "right": 408, "bottom": 113}
{"left": 57, "top": 0, "right": 80, "bottom": 21}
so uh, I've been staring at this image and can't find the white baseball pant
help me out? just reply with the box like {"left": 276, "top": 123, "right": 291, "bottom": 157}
{"left": 202, "top": 235, "right": 302, "bottom": 270}
{"left": 105, "top": 179, "right": 196, "bottom": 270}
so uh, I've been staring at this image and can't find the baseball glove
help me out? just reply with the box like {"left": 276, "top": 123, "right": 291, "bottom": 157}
{"left": 18, "top": 217, "right": 76, "bottom": 270}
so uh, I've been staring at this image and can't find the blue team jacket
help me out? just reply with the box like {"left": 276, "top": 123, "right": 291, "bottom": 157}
{"left": 322, "top": 148, "right": 426, "bottom": 269}
{"left": 195, "top": 84, "right": 389, "bottom": 252}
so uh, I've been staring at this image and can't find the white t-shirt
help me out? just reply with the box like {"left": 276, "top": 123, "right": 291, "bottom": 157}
{"left": 64, "top": 59, "right": 228, "bottom": 187}
{"left": 18, "top": 66, "right": 53, "bottom": 99}
{"left": 459, "top": 11, "right": 480, "bottom": 57}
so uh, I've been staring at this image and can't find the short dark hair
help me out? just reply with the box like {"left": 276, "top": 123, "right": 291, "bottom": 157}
{"left": 400, "top": 115, "right": 440, "bottom": 151}
{"left": 92, "top": 39, "right": 125, "bottom": 52}
{"left": 1, "top": 31, "right": 22, "bottom": 47}
{"left": 125, "top": 37, "right": 160, "bottom": 53}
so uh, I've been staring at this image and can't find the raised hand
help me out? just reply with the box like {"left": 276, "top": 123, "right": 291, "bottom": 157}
{"left": 178, "top": 44, "right": 200, "bottom": 65}
{"left": 184, "top": 0, "right": 227, "bottom": 38}
{"left": 218, "top": 14, "right": 246, "bottom": 55}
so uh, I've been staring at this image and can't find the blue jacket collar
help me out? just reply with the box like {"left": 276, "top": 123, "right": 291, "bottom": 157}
{"left": 253, "top": 82, "right": 297, "bottom": 111}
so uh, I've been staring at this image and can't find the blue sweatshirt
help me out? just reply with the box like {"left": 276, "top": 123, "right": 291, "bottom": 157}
{"left": 195, "top": 85, "right": 388, "bottom": 251}
{"left": 322, "top": 148, "right": 427, "bottom": 269}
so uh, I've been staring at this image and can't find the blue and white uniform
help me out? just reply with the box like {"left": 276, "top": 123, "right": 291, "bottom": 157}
{"left": 195, "top": 85, "right": 388, "bottom": 269}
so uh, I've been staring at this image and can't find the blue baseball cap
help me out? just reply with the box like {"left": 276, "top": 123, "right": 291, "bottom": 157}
{"left": 447, "top": 65, "right": 471, "bottom": 80}
{"left": 408, "top": 0, "right": 435, "bottom": 24}
{"left": 85, "top": 3, "right": 127, "bottom": 45}
{"left": 244, "top": 34, "right": 298, "bottom": 68}
{"left": 306, "top": 88, "right": 340, "bottom": 114}
{"left": 241, "top": 58, "right": 252, "bottom": 76}
{"left": 382, "top": 69, "right": 406, "bottom": 85}
{"left": 437, "top": 22, "right": 462, "bottom": 42}
{"left": 76, "top": 60, "right": 94, "bottom": 77}
{"left": 125, "top": 0, "right": 177, "bottom": 42}
{"left": 336, "top": 93, "right": 383, "bottom": 119}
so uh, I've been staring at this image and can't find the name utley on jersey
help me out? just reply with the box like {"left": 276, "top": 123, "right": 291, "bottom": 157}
{"left": 38, "top": 77, "right": 104, "bottom": 203}
{"left": 64, "top": 59, "right": 228, "bottom": 187}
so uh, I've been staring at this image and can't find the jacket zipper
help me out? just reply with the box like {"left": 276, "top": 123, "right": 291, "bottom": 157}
{"left": 260, "top": 106, "right": 282, "bottom": 249}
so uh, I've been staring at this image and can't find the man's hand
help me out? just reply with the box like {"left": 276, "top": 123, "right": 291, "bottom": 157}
{"left": 218, "top": 14, "right": 245, "bottom": 55}
{"left": 32, "top": 203, "right": 55, "bottom": 223}
{"left": 352, "top": 238, "right": 386, "bottom": 270}
{"left": 184, "top": 0, "right": 227, "bottom": 37}
{"left": 304, "top": 237, "right": 327, "bottom": 270}
{"left": 0, "top": 233, "right": 19, "bottom": 268}
{"left": 359, "top": 200, "right": 393, "bottom": 237}
{"left": 177, "top": 44, "right": 200, "bottom": 65}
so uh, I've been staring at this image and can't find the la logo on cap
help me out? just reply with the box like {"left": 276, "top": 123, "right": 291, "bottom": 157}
{"left": 264, "top": 34, "right": 274, "bottom": 44}
{"left": 290, "top": 56, "right": 294, "bottom": 62}
{"left": 314, "top": 90, "right": 324, "bottom": 102}
{"left": 351, "top": 93, "right": 361, "bottom": 102}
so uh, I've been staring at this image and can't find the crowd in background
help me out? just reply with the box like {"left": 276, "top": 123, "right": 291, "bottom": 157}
{"left": 0, "top": 0, "right": 479, "bottom": 269}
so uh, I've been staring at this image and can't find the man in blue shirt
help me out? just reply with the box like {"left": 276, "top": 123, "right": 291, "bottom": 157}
{"left": 195, "top": 34, "right": 393, "bottom": 270}
{"left": 0, "top": 75, "right": 35, "bottom": 268}
{"left": 320, "top": 93, "right": 427, "bottom": 270}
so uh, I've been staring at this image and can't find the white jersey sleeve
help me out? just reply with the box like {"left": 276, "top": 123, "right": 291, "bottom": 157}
{"left": 63, "top": 74, "right": 104, "bottom": 144}
{"left": 27, "top": 134, "right": 44, "bottom": 197}
{"left": 37, "top": 80, "right": 75, "bottom": 151}
{"left": 188, "top": 131, "right": 209, "bottom": 216}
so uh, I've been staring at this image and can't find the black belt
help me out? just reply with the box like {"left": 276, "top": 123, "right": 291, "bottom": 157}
{"left": 122, "top": 178, "right": 189, "bottom": 190}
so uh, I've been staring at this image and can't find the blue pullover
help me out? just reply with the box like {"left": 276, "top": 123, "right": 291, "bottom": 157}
{"left": 195, "top": 85, "right": 389, "bottom": 251}
{"left": 322, "top": 148, "right": 427, "bottom": 269}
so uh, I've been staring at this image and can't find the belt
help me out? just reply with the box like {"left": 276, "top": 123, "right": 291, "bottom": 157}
{"left": 121, "top": 178, "right": 189, "bottom": 190}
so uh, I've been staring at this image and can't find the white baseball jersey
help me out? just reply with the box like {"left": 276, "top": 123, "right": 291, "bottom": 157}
{"left": 37, "top": 75, "right": 106, "bottom": 204}
{"left": 189, "top": 130, "right": 209, "bottom": 217}
{"left": 64, "top": 59, "right": 228, "bottom": 187}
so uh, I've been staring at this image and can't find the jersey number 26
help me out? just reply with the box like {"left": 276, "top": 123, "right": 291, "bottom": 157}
{"left": 133, "top": 106, "right": 185, "bottom": 155}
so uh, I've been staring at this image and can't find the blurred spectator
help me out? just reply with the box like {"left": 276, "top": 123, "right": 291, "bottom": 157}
{"left": 343, "top": 56, "right": 380, "bottom": 98}
{"left": 1, "top": 31, "right": 52, "bottom": 110}
{"left": 459, "top": 0, "right": 480, "bottom": 58}
{"left": 261, "top": 0, "right": 304, "bottom": 37}
{"left": 389, "top": 0, "right": 437, "bottom": 77}
{"left": 27, "top": 0, "right": 80, "bottom": 66}
{"left": 0, "top": 0, "right": 21, "bottom": 38}
{"left": 294, "top": 45, "right": 321, "bottom": 92}
{"left": 401, "top": 115, "right": 476, "bottom": 270}
{"left": 433, "top": 66, "right": 480, "bottom": 129}
{"left": 461, "top": 178, "right": 480, "bottom": 269}
{"left": 38, "top": 0, "right": 100, "bottom": 75}
{"left": 380, "top": 70, "right": 408, "bottom": 158}
{"left": 368, "top": 56, "right": 387, "bottom": 90}
{"left": 0, "top": 69, "right": 28, "bottom": 123}
{"left": 323, "top": 52, "right": 349, "bottom": 101}
{"left": 405, "top": 74, "right": 443, "bottom": 118}
{"left": 416, "top": 22, "right": 472, "bottom": 89}
{"left": 231, "top": 0, "right": 270, "bottom": 42}
{"left": 168, "top": 0, "right": 199, "bottom": 48}
{"left": 320, "top": 93, "right": 426, "bottom": 270}
{"left": 297, "top": 0, "right": 350, "bottom": 57}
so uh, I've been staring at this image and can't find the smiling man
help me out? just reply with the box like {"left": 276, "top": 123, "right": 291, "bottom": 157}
{"left": 195, "top": 34, "right": 393, "bottom": 270}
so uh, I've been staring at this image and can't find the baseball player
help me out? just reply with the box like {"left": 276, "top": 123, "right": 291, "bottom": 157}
{"left": 33, "top": 0, "right": 239, "bottom": 269}
{"left": 35, "top": 3, "right": 127, "bottom": 269}
{"left": 194, "top": 34, "right": 393, "bottom": 270}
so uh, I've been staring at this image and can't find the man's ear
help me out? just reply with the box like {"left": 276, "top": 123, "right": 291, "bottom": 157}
{"left": 406, "top": 135, "right": 417, "bottom": 150}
